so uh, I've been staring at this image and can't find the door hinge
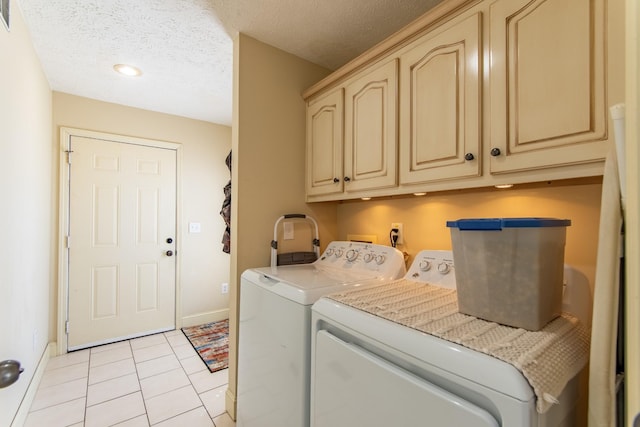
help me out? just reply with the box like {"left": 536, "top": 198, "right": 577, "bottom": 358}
{"left": 66, "top": 235, "right": 70, "bottom": 248}
{"left": 65, "top": 150, "right": 74, "bottom": 164}
{"left": 65, "top": 321, "right": 70, "bottom": 334}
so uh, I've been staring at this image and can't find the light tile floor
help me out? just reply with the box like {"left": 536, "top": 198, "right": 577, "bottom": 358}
{"left": 25, "top": 330, "right": 236, "bottom": 427}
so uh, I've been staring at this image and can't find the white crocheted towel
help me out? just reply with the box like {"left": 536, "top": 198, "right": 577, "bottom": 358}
{"left": 326, "top": 279, "right": 590, "bottom": 414}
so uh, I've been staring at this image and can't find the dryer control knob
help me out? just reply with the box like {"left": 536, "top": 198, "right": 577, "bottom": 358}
{"left": 346, "top": 249, "right": 358, "bottom": 262}
{"left": 363, "top": 253, "right": 374, "bottom": 263}
{"left": 334, "top": 249, "right": 343, "bottom": 258}
{"left": 419, "top": 260, "right": 432, "bottom": 271}
{"left": 375, "top": 254, "right": 386, "bottom": 265}
{"left": 325, "top": 248, "right": 334, "bottom": 256}
{"left": 437, "top": 262, "right": 450, "bottom": 274}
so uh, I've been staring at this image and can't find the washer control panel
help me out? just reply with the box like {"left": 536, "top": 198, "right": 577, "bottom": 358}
{"left": 406, "top": 250, "right": 456, "bottom": 289}
{"left": 317, "top": 241, "right": 406, "bottom": 280}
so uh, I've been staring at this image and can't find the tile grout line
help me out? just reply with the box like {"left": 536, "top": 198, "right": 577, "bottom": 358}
{"left": 150, "top": 330, "right": 214, "bottom": 426}
{"left": 175, "top": 328, "right": 231, "bottom": 425}
{"left": 130, "top": 338, "right": 152, "bottom": 427}
{"left": 83, "top": 347, "right": 90, "bottom": 426}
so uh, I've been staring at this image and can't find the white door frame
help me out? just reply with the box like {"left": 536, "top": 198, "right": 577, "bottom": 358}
{"left": 57, "top": 127, "right": 183, "bottom": 355}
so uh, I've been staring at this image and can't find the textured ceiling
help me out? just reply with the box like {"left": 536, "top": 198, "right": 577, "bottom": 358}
{"left": 17, "top": 0, "right": 444, "bottom": 125}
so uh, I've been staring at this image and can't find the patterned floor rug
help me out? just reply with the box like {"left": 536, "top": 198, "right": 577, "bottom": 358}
{"left": 182, "top": 319, "right": 229, "bottom": 373}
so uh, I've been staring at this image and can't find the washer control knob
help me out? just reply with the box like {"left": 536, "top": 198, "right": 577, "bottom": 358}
{"left": 375, "top": 254, "right": 386, "bottom": 265}
{"left": 437, "top": 262, "right": 450, "bottom": 274}
{"left": 346, "top": 249, "right": 358, "bottom": 262}
{"left": 325, "top": 248, "right": 334, "bottom": 256}
{"left": 419, "top": 260, "right": 432, "bottom": 271}
{"left": 334, "top": 249, "right": 344, "bottom": 258}
{"left": 363, "top": 253, "right": 374, "bottom": 263}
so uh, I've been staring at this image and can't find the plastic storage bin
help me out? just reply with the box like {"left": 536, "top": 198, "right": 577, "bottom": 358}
{"left": 446, "top": 218, "right": 571, "bottom": 331}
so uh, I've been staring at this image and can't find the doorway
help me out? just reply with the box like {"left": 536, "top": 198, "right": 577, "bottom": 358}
{"left": 59, "top": 128, "right": 181, "bottom": 352}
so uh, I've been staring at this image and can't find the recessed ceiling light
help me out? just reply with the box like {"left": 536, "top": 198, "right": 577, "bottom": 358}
{"left": 495, "top": 184, "right": 514, "bottom": 189}
{"left": 113, "top": 64, "right": 142, "bottom": 77}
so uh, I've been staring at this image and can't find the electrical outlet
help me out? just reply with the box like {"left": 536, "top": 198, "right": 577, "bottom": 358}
{"left": 221, "top": 282, "right": 229, "bottom": 294}
{"left": 391, "top": 222, "right": 403, "bottom": 245}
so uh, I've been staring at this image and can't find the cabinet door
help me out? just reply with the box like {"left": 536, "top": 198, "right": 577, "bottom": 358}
{"left": 399, "top": 13, "right": 482, "bottom": 185}
{"left": 306, "top": 88, "right": 344, "bottom": 196}
{"left": 489, "top": 0, "right": 608, "bottom": 173}
{"left": 343, "top": 59, "right": 398, "bottom": 192}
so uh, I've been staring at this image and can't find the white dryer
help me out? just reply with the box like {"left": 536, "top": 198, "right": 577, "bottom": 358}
{"left": 237, "top": 241, "right": 406, "bottom": 427}
{"left": 310, "top": 250, "right": 591, "bottom": 427}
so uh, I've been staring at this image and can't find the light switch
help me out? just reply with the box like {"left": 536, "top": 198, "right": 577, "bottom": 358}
{"left": 283, "top": 221, "right": 294, "bottom": 240}
{"left": 189, "top": 222, "right": 201, "bottom": 233}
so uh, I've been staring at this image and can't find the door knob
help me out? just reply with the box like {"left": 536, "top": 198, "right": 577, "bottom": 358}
{"left": 166, "top": 250, "right": 174, "bottom": 257}
{"left": 0, "top": 360, "right": 23, "bottom": 389}
{"left": 166, "top": 238, "right": 173, "bottom": 244}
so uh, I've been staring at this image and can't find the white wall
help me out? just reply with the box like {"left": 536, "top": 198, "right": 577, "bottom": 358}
{"left": 0, "top": 5, "right": 53, "bottom": 426}
{"left": 52, "top": 93, "right": 233, "bottom": 330}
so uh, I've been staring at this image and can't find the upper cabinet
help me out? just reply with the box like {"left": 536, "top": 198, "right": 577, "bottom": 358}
{"left": 488, "top": 0, "right": 610, "bottom": 174}
{"left": 306, "top": 88, "right": 344, "bottom": 197}
{"left": 306, "top": 59, "right": 398, "bottom": 198}
{"left": 399, "top": 12, "right": 482, "bottom": 185}
{"left": 344, "top": 59, "right": 398, "bottom": 192}
{"left": 303, "top": 0, "right": 623, "bottom": 201}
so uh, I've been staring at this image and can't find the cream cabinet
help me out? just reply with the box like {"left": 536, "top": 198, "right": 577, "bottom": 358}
{"left": 399, "top": 12, "right": 482, "bottom": 185}
{"left": 306, "top": 88, "right": 344, "bottom": 197}
{"left": 343, "top": 59, "right": 398, "bottom": 193}
{"left": 306, "top": 59, "right": 398, "bottom": 199}
{"left": 304, "top": 0, "right": 622, "bottom": 200}
{"left": 488, "top": 0, "right": 609, "bottom": 174}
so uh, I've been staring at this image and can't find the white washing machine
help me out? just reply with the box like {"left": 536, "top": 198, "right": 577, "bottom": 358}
{"left": 310, "top": 250, "right": 591, "bottom": 427}
{"left": 236, "top": 241, "right": 406, "bottom": 427}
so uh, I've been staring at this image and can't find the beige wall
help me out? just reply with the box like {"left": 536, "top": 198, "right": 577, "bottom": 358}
{"left": 0, "top": 5, "right": 53, "bottom": 426}
{"left": 228, "top": 33, "right": 335, "bottom": 417}
{"left": 625, "top": 0, "right": 640, "bottom": 422}
{"left": 52, "top": 92, "right": 233, "bottom": 333}
{"left": 337, "top": 181, "right": 603, "bottom": 290}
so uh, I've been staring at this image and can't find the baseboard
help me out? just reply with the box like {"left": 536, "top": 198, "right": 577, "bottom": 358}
{"left": 225, "top": 388, "right": 237, "bottom": 420}
{"left": 11, "top": 342, "right": 55, "bottom": 427}
{"left": 181, "top": 308, "right": 229, "bottom": 328}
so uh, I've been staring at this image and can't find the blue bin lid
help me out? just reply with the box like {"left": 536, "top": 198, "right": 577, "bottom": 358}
{"left": 446, "top": 217, "right": 571, "bottom": 230}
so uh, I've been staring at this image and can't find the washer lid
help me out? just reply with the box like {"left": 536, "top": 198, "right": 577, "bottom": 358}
{"left": 312, "top": 297, "right": 535, "bottom": 401}
{"left": 242, "top": 264, "right": 383, "bottom": 305}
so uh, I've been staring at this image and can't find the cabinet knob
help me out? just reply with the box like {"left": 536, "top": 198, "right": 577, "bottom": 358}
{"left": 490, "top": 148, "right": 501, "bottom": 157}
{"left": 344, "top": 176, "right": 351, "bottom": 182}
{"left": 166, "top": 250, "right": 174, "bottom": 257}
{"left": 464, "top": 153, "right": 475, "bottom": 161}
{"left": 333, "top": 177, "right": 339, "bottom": 183}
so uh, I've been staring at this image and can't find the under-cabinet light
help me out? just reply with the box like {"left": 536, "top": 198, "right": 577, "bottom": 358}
{"left": 495, "top": 184, "right": 514, "bottom": 189}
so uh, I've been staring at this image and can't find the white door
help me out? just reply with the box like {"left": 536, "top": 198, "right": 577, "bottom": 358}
{"left": 67, "top": 134, "right": 177, "bottom": 350}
